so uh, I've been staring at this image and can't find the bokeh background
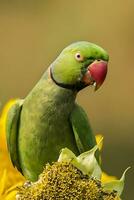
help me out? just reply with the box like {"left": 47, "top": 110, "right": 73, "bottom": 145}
{"left": 0, "top": 1, "right": 133, "bottom": 199}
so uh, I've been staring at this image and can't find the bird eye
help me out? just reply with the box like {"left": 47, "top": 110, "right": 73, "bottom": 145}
{"left": 75, "top": 53, "right": 84, "bottom": 62}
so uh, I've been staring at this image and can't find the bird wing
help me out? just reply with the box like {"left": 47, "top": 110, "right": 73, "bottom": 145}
{"left": 6, "top": 99, "right": 24, "bottom": 173}
{"left": 70, "top": 103, "right": 97, "bottom": 154}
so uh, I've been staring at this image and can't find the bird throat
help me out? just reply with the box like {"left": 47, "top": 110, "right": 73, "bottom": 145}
{"left": 50, "top": 67, "right": 86, "bottom": 91}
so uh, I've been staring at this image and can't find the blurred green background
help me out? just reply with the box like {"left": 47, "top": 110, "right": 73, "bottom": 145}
{"left": 0, "top": 0, "right": 133, "bottom": 199}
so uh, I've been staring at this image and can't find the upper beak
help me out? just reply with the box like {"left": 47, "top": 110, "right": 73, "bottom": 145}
{"left": 82, "top": 60, "right": 108, "bottom": 90}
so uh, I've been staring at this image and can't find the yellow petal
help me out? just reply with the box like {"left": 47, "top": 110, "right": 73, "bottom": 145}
{"left": 0, "top": 169, "right": 7, "bottom": 195}
{"left": 101, "top": 171, "right": 117, "bottom": 183}
{"left": 4, "top": 190, "right": 17, "bottom": 200}
{"left": 96, "top": 134, "right": 103, "bottom": 151}
{"left": 0, "top": 99, "right": 17, "bottom": 151}
{"left": 5, "top": 181, "right": 23, "bottom": 194}
{"left": 3, "top": 181, "right": 23, "bottom": 200}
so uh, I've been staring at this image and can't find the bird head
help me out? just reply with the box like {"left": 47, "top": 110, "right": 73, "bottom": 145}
{"left": 50, "top": 41, "right": 109, "bottom": 91}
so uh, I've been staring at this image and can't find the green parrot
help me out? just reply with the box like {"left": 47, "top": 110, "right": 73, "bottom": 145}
{"left": 6, "top": 41, "right": 109, "bottom": 181}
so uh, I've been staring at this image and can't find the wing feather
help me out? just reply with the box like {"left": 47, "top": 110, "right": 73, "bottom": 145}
{"left": 70, "top": 104, "right": 99, "bottom": 161}
{"left": 6, "top": 99, "right": 24, "bottom": 173}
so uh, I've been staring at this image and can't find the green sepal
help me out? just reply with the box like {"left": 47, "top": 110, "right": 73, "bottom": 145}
{"left": 103, "top": 167, "right": 130, "bottom": 196}
{"left": 58, "top": 148, "right": 77, "bottom": 163}
{"left": 58, "top": 138, "right": 103, "bottom": 179}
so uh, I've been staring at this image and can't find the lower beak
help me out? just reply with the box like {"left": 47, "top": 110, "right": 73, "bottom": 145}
{"left": 82, "top": 60, "right": 108, "bottom": 90}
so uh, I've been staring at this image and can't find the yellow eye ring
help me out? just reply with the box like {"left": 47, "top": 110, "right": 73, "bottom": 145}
{"left": 75, "top": 53, "right": 84, "bottom": 62}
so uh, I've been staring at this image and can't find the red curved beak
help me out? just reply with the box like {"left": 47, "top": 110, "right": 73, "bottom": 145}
{"left": 81, "top": 60, "right": 108, "bottom": 90}
{"left": 89, "top": 60, "right": 108, "bottom": 90}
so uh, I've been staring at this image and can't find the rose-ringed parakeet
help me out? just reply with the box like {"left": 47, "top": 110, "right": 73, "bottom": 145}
{"left": 6, "top": 41, "right": 109, "bottom": 181}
